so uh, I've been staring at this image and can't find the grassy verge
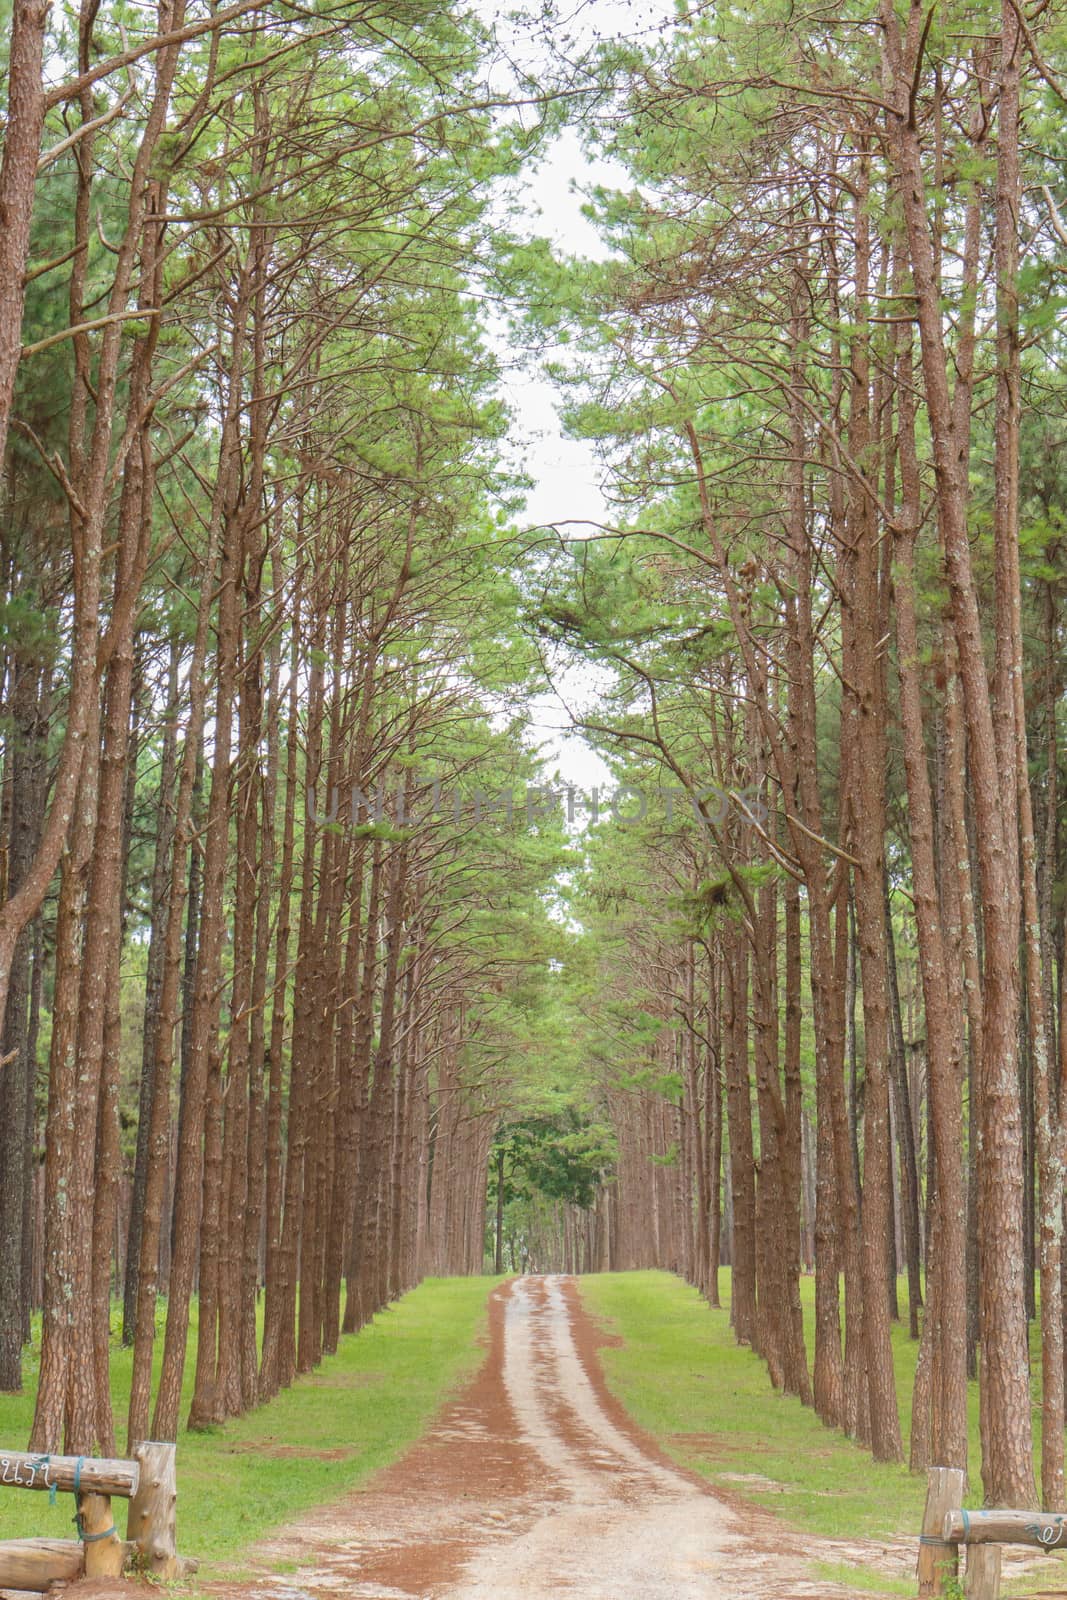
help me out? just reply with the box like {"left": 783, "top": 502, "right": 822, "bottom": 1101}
{"left": 578, "top": 1270, "right": 1067, "bottom": 1598}
{"left": 0, "top": 1275, "right": 499, "bottom": 1578}
{"left": 579, "top": 1269, "right": 927, "bottom": 1541}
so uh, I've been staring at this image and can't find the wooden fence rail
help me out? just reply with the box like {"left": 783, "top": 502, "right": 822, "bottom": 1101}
{"left": 0, "top": 1452, "right": 139, "bottom": 1498}
{"left": 943, "top": 1508, "right": 1067, "bottom": 1550}
{"left": 917, "top": 1465, "right": 1067, "bottom": 1600}
{"left": 0, "top": 1440, "right": 193, "bottom": 1593}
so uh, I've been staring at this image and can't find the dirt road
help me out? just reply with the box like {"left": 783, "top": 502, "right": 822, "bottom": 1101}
{"left": 225, "top": 1274, "right": 910, "bottom": 1600}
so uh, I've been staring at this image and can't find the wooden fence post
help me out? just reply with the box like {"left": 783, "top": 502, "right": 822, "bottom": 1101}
{"left": 918, "top": 1464, "right": 966, "bottom": 1596}
{"left": 78, "top": 1490, "right": 124, "bottom": 1580}
{"left": 0, "top": 1442, "right": 196, "bottom": 1589}
{"left": 964, "top": 1544, "right": 1002, "bottom": 1600}
{"left": 129, "top": 1440, "right": 179, "bottom": 1577}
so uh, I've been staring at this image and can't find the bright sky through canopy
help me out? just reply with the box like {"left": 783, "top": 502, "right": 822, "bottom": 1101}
{"left": 488, "top": 0, "right": 676, "bottom": 792}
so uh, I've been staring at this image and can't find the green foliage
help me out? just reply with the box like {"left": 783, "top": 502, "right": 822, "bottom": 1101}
{"left": 491, "top": 1111, "right": 616, "bottom": 1212}
{"left": 0, "top": 597, "right": 56, "bottom": 662}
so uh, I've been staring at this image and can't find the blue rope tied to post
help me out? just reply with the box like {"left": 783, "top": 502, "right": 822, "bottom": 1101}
{"left": 72, "top": 1455, "right": 117, "bottom": 1544}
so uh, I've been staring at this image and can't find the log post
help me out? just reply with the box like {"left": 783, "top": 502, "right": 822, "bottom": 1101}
{"left": 964, "top": 1544, "right": 1001, "bottom": 1600}
{"left": 918, "top": 1465, "right": 966, "bottom": 1596}
{"left": 77, "top": 1490, "right": 124, "bottom": 1580}
{"left": 129, "top": 1439, "right": 179, "bottom": 1577}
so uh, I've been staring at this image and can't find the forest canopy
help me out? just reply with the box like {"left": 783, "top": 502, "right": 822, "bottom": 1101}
{"left": 0, "top": 0, "right": 1064, "bottom": 1521}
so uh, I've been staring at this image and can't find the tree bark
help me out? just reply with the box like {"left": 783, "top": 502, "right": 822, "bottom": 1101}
{"left": 884, "top": 3, "right": 1033, "bottom": 1499}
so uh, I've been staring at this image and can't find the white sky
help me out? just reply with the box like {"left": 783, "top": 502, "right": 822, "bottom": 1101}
{"left": 496, "top": 129, "right": 620, "bottom": 794}
{"left": 486, "top": 0, "right": 677, "bottom": 794}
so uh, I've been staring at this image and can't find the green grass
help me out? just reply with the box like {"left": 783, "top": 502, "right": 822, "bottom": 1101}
{"left": 579, "top": 1268, "right": 929, "bottom": 1541}
{"left": 579, "top": 1270, "right": 1067, "bottom": 1598}
{"left": 4, "top": 1268, "right": 1063, "bottom": 1597}
{"left": 0, "top": 1276, "right": 500, "bottom": 1578}
{"left": 810, "top": 1560, "right": 915, "bottom": 1595}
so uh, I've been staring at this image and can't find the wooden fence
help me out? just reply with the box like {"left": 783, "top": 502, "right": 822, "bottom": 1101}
{"left": 0, "top": 1440, "right": 194, "bottom": 1593}
{"left": 918, "top": 1464, "right": 1067, "bottom": 1600}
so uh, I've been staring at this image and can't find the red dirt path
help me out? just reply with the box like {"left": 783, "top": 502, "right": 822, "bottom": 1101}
{"left": 18, "top": 1277, "right": 988, "bottom": 1599}
{"left": 195, "top": 1274, "right": 915, "bottom": 1599}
